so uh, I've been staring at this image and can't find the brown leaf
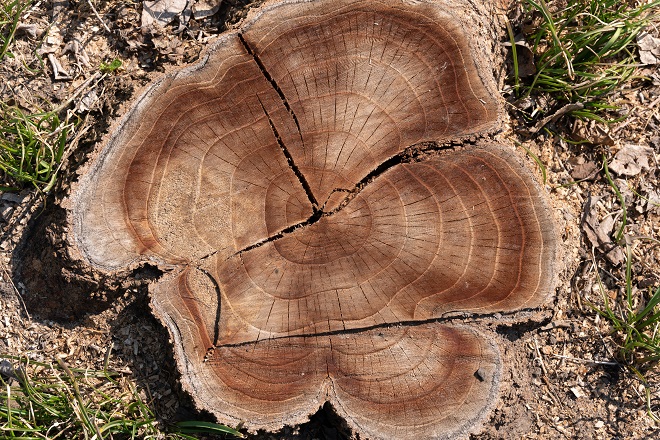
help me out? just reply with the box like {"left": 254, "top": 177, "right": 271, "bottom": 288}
{"left": 192, "top": 0, "right": 222, "bottom": 19}
{"left": 609, "top": 144, "right": 654, "bottom": 176}
{"left": 529, "top": 103, "right": 584, "bottom": 134}
{"left": 637, "top": 184, "right": 660, "bottom": 214}
{"left": 638, "top": 32, "right": 660, "bottom": 65}
{"left": 582, "top": 196, "right": 624, "bottom": 265}
{"left": 142, "top": 0, "right": 219, "bottom": 28}
{"left": 142, "top": 0, "right": 189, "bottom": 28}
{"left": 505, "top": 37, "right": 536, "bottom": 77}
{"left": 16, "top": 23, "right": 40, "bottom": 39}
{"left": 569, "top": 157, "right": 599, "bottom": 181}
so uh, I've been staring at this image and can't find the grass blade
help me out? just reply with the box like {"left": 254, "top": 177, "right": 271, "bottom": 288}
{"left": 175, "top": 420, "right": 245, "bottom": 438}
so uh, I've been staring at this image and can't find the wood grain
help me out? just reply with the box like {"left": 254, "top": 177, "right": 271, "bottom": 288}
{"left": 71, "top": 0, "right": 557, "bottom": 438}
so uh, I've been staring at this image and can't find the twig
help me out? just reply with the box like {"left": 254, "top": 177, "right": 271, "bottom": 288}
{"left": 533, "top": 336, "right": 549, "bottom": 376}
{"left": 86, "top": 0, "right": 111, "bottom": 33}
{"left": 532, "top": 337, "right": 562, "bottom": 407}
{"left": 552, "top": 354, "right": 619, "bottom": 366}
{"left": 648, "top": 95, "right": 660, "bottom": 109}
{"left": 539, "top": 320, "right": 572, "bottom": 331}
{"left": 0, "top": 261, "right": 30, "bottom": 320}
{"left": 560, "top": 342, "right": 567, "bottom": 368}
{"left": 54, "top": 71, "right": 105, "bottom": 112}
{"left": 529, "top": 102, "right": 584, "bottom": 133}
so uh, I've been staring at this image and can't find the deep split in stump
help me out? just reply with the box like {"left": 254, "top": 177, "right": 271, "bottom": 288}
{"left": 69, "top": 0, "right": 558, "bottom": 438}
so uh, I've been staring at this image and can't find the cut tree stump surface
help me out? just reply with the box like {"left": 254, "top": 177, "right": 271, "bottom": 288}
{"left": 70, "top": 0, "right": 558, "bottom": 438}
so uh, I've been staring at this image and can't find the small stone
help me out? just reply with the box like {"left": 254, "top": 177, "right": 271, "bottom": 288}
{"left": 0, "top": 359, "right": 16, "bottom": 380}
{"left": 570, "top": 386, "right": 585, "bottom": 399}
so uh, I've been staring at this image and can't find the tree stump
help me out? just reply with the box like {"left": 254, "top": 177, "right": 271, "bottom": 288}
{"left": 70, "top": 0, "right": 558, "bottom": 438}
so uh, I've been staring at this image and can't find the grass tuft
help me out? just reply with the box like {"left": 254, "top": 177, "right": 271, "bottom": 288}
{"left": 0, "top": 0, "right": 32, "bottom": 60}
{"left": 0, "top": 354, "right": 244, "bottom": 439}
{"left": 591, "top": 158, "right": 660, "bottom": 419}
{"left": 0, "top": 104, "right": 77, "bottom": 193}
{"left": 595, "top": 247, "right": 660, "bottom": 375}
{"left": 510, "top": 0, "right": 660, "bottom": 121}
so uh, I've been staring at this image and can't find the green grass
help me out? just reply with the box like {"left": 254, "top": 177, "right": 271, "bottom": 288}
{"left": 591, "top": 157, "right": 660, "bottom": 420}
{"left": 510, "top": 0, "right": 660, "bottom": 121}
{"left": 0, "top": 104, "right": 76, "bottom": 193}
{"left": 593, "top": 247, "right": 660, "bottom": 420}
{"left": 99, "top": 59, "right": 123, "bottom": 74}
{"left": 1, "top": 0, "right": 74, "bottom": 193}
{"left": 0, "top": 354, "right": 244, "bottom": 439}
{"left": 596, "top": 248, "right": 660, "bottom": 374}
{"left": 0, "top": 0, "right": 32, "bottom": 60}
{"left": 508, "top": 0, "right": 660, "bottom": 421}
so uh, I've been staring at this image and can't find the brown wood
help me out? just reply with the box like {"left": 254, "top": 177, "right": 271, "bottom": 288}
{"left": 70, "top": 0, "right": 557, "bottom": 438}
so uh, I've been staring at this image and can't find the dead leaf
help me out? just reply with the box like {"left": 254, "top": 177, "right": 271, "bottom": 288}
{"left": 52, "top": 0, "right": 69, "bottom": 19}
{"left": 582, "top": 196, "right": 624, "bottom": 265}
{"left": 63, "top": 39, "right": 91, "bottom": 68}
{"left": 637, "top": 183, "right": 660, "bottom": 214}
{"left": 192, "top": 0, "right": 222, "bottom": 19}
{"left": 142, "top": 0, "right": 189, "bottom": 28}
{"left": 615, "top": 178, "right": 635, "bottom": 208}
{"left": 647, "top": 190, "right": 660, "bottom": 213}
{"left": 569, "top": 156, "right": 599, "bottom": 181}
{"left": 650, "top": 136, "right": 660, "bottom": 150}
{"left": 76, "top": 89, "right": 99, "bottom": 113}
{"left": 570, "top": 120, "right": 615, "bottom": 146}
{"left": 609, "top": 144, "right": 654, "bottom": 176}
{"left": 638, "top": 32, "right": 660, "bottom": 65}
{"left": 16, "top": 23, "right": 39, "bottom": 39}
{"left": 0, "top": 359, "right": 18, "bottom": 382}
{"left": 570, "top": 386, "right": 585, "bottom": 399}
{"left": 47, "top": 53, "right": 71, "bottom": 80}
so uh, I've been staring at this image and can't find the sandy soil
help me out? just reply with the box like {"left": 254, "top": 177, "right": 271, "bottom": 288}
{"left": 1, "top": 1, "right": 659, "bottom": 439}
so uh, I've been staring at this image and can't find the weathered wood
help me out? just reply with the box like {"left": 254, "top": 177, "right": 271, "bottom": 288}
{"left": 70, "top": 0, "right": 557, "bottom": 438}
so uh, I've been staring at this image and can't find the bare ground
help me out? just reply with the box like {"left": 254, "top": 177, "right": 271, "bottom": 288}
{"left": 1, "top": 1, "right": 660, "bottom": 439}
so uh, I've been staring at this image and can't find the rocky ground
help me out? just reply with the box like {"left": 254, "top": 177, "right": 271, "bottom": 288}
{"left": 1, "top": 1, "right": 659, "bottom": 439}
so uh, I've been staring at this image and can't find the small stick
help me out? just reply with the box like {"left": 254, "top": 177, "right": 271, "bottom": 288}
{"left": 533, "top": 336, "right": 548, "bottom": 376}
{"left": 86, "top": 0, "right": 111, "bottom": 33}
{"left": 552, "top": 354, "right": 618, "bottom": 366}
{"left": 54, "top": 71, "right": 104, "bottom": 112}
{"left": 648, "top": 95, "right": 660, "bottom": 109}
{"left": 530, "top": 102, "right": 584, "bottom": 133}
{"left": 0, "top": 262, "right": 30, "bottom": 321}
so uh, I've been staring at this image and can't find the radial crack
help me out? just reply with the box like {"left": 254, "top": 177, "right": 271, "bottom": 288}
{"left": 210, "top": 308, "right": 543, "bottom": 349}
{"left": 232, "top": 209, "right": 322, "bottom": 257}
{"left": 230, "top": 142, "right": 456, "bottom": 256}
{"left": 238, "top": 33, "right": 318, "bottom": 207}
{"left": 197, "top": 266, "right": 223, "bottom": 346}
{"left": 258, "top": 99, "right": 319, "bottom": 209}
{"left": 238, "top": 33, "right": 304, "bottom": 137}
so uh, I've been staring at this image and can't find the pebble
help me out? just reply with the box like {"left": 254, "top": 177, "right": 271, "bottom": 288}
{"left": 570, "top": 386, "right": 585, "bottom": 399}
